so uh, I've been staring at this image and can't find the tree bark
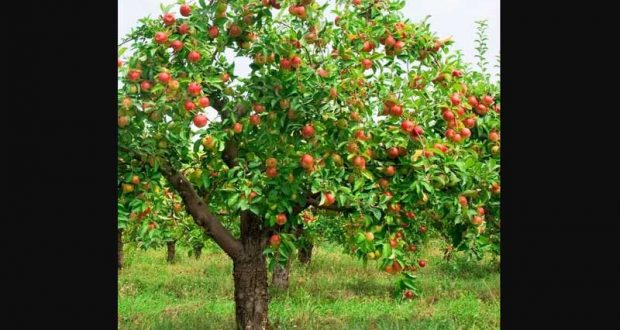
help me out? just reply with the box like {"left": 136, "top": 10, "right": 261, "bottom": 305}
{"left": 166, "top": 241, "right": 176, "bottom": 264}
{"left": 118, "top": 229, "right": 123, "bottom": 269}
{"left": 272, "top": 261, "right": 291, "bottom": 290}
{"left": 234, "top": 211, "right": 269, "bottom": 330}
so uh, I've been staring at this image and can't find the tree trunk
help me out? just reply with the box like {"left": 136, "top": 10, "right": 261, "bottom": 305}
{"left": 118, "top": 229, "right": 123, "bottom": 269}
{"left": 272, "top": 261, "right": 291, "bottom": 290}
{"left": 298, "top": 244, "right": 313, "bottom": 264}
{"left": 166, "top": 241, "right": 176, "bottom": 264}
{"left": 233, "top": 211, "right": 269, "bottom": 330}
{"left": 194, "top": 245, "right": 203, "bottom": 259}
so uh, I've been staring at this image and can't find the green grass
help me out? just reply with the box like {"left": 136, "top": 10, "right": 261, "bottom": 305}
{"left": 119, "top": 240, "right": 499, "bottom": 329}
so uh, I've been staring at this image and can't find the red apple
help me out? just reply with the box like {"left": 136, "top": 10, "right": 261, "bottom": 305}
{"left": 463, "top": 117, "right": 476, "bottom": 128}
{"left": 184, "top": 100, "right": 196, "bottom": 111}
{"left": 352, "top": 156, "right": 366, "bottom": 169}
{"left": 481, "top": 95, "right": 494, "bottom": 106}
{"left": 324, "top": 192, "right": 335, "bottom": 206}
{"left": 475, "top": 104, "right": 488, "bottom": 115}
{"left": 443, "top": 110, "right": 455, "bottom": 121}
{"left": 401, "top": 120, "right": 415, "bottom": 132}
{"left": 269, "top": 234, "right": 281, "bottom": 246}
{"left": 410, "top": 126, "right": 423, "bottom": 137}
{"left": 468, "top": 96, "right": 479, "bottom": 107}
{"left": 276, "top": 213, "right": 287, "bottom": 225}
{"left": 280, "top": 58, "right": 291, "bottom": 70}
{"left": 387, "top": 147, "right": 400, "bottom": 159}
{"left": 300, "top": 154, "right": 314, "bottom": 169}
{"left": 458, "top": 196, "right": 468, "bottom": 206}
{"left": 193, "top": 114, "right": 208, "bottom": 127}
{"left": 450, "top": 93, "right": 461, "bottom": 106}
{"left": 171, "top": 40, "right": 183, "bottom": 52}
{"left": 418, "top": 260, "right": 427, "bottom": 268}
{"left": 361, "top": 59, "right": 372, "bottom": 70}
{"left": 460, "top": 127, "right": 471, "bottom": 139}
{"left": 233, "top": 123, "right": 243, "bottom": 133}
{"left": 162, "top": 13, "right": 175, "bottom": 26}
{"left": 489, "top": 131, "right": 500, "bottom": 142}
{"left": 140, "top": 80, "right": 151, "bottom": 91}
{"left": 188, "top": 82, "right": 201, "bottom": 96}
{"left": 250, "top": 114, "right": 261, "bottom": 125}
{"left": 384, "top": 166, "right": 396, "bottom": 176}
{"left": 199, "top": 97, "right": 210, "bottom": 108}
{"left": 158, "top": 72, "right": 171, "bottom": 83}
{"left": 266, "top": 167, "right": 278, "bottom": 178}
{"left": 178, "top": 23, "right": 189, "bottom": 34}
{"left": 188, "top": 51, "right": 201, "bottom": 63}
{"left": 180, "top": 4, "right": 191, "bottom": 17}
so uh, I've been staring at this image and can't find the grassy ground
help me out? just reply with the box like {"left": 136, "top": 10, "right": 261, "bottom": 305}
{"left": 119, "top": 239, "right": 499, "bottom": 329}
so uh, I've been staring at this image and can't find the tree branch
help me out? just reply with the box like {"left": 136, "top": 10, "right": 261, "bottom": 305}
{"left": 120, "top": 146, "right": 244, "bottom": 260}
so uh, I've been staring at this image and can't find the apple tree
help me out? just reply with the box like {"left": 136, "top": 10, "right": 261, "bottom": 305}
{"left": 117, "top": 0, "right": 500, "bottom": 328}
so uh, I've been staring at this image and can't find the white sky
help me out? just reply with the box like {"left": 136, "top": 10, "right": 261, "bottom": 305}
{"left": 118, "top": 0, "right": 500, "bottom": 78}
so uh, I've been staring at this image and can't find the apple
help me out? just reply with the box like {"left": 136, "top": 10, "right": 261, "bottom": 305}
{"left": 202, "top": 136, "right": 215, "bottom": 149}
{"left": 390, "top": 239, "right": 398, "bottom": 248}
{"left": 442, "top": 110, "right": 455, "bottom": 121}
{"left": 269, "top": 234, "right": 281, "bottom": 246}
{"left": 418, "top": 260, "right": 427, "bottom": 268}
{"left": 331, "top": 153, "right": 344, "bottom": 167}
{"left": 475, "top": 104, "right": 488, "bottom": 115}
{"left": 405, "top": 211, "right": 415, "bottom": 219}
{"left": 361, "top": 59, "right": 372, "bottom": 70}
{"left": 118, "top": 116, "right": 129, "bottom": 128}
{"left": 117, "top": 59, "right": 122, "bottom": 67}
{"left": 178, "top": 23, "right": 189, "bottom": 34}
{"left": 188, "top": 82, "right": 201, "bottom": 96}
{"left": 162, "top": 13, "right": 175, "bottom": 26}
{"left": 472, "top": 215, "right": 483, "bottom": 226}
{"left": 481, "top": 95, "right": 494, "bottom": 106}
{"left": 393, "top": 40, "right": 405, "bottom": 52}
{"left": 184, "top": 100, "right": 196, "bottom": 111}
{"left": 180, "top": 4, "right": 191, "bottom": 16}
{"left": 121, "top": 183, "right": 134, "bottom": 194}
{"left": 266, "top": 158, "right": 277, "bottom": 168}
{"left": 228, "top": 24, "right": 242, "bottom": 38}
{"left": 316, "top": 68, "right": 329, "bottom": 78}
{"left": 378, "top": 178, "right": 389, "bottom": 190}
{"left": 250, "top": 114, "right": 261, "bottom": 125}
{"left": 387, "top": 147, "right": 400, "bottom": 159}
{"left": 384, "top": 166, "right": 396, "bottom": 176}
{"left": 324, "top": 192, "right": 335, "bottom": 206}
{"left": 140, "top": 80, "right": 152, "bottom": 91}
{"left": 365, "top": 232, "right": 374, "bottom": 241}
{"left": 389, "top": 203, "right": 401, "bottom": 213}
{"left": 291, "top": 56, "right": 302, "bottom": 68}
{"left": 467, "top": 96, "right": 479, "bottom": 107}
{"left": 130, "top": 175, "right": 140, "bottom": 185}
{"left": 329, "top": 87, "right": 338, "bottom": 100}
{"left": 300, "top": 154, "right": 314, "bottom": 169}
{"left": 301, "top": 124, "right": 315, "bottom": 138}
{"left": 410, "top": 126, "right": 424, "bottom": 137}
{"left": 458, "top": 196, "right": 468, "bottom": 206}
{"left": 193, "top": 114, "right": 208, "bottom": 128}
{"left": 158, "top": 72, "right": 171, "bottom": 83}
{"left": 452, "top": 70, "right": 462, "bottom": 77}
{"left": 276, "top": 213, "right": 287, "bottom": 225}
{"left": 127, "top": 70, "right": 141, "bottom": 81}
{"left": 443, "top": 89, "right": 460, "bottom": 104}
{"left": 384, "top": 35, "right": 396, "bottom": 47}
{"left": 419, "top": 225, "right": 427, "bottom": 233}
{"left": 199, "top": 97, "right": 210, "bottom": 108}
{"left": 463, "top": 117, "right": 476, "bottom": 128}
{"left": 154, "top": 32, "right": 168, "bottom": 44}
{"left": 385, "top": 265, "right": 394, "bottom": 274}
{"left": 362, "top": 41, "right": 374, "bottom": 52}
{"left": 452, "top": 133, "right": 462, "bottom": 143}
{"left": 403, "top": 290, "right": 414, "bottom": 299}
{"left": 434, "top": 143, "right": 448, "bottom": 153}
{"left": 390, "top": 105, "right": 403, "bottom": 117}
{"left": 170, "top": 40, "right": 183, "bottom": 52}
{"left": 491, "top": 145, "right": 500, "bottom": 155}
{"left": 353, "top": 0, "right": 361, "bottom": 5}
{"left": 460, "top": 127, "right": 471, "bottom": 139}
{"left": 233, "top": 122, "right": 243, "bottom": 133}
{"left": 280, "top": 58, "right": 291, "bottom": 70}
{"left": 401, "top": 120, "right": 415, "bottom": 132}
{"left": 265, "top": 168, "right": 278, "bottom": 177}
{"left": 354, "top": 130, "right": 368, "bottom": 141}
{"left": 350, "top": 112, "right": 361, "bottom": 121}
{"left": 456, "top": 107, "right": 466, "bottom": 116}
{"left": 187, "top": 51, "right": 201, "bottom": 63}
{"left": 221, "top": 73, "right": 230, "bottom": 83}
{"left": 253, "top": 104, "right": 265, "bottom": 113}
{"left": 489, "top": 131, "right": 500, "bottom": 142}
{"left": 445, "top": 129, "right": 456, "bottom": 139}
{"left": 352, "top": 156, "right": 366, "bottom": 169}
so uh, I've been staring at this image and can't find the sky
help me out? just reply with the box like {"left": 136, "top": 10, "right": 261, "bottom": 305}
{"left": 118, "top": 0, "right": 500, "bottom": 78}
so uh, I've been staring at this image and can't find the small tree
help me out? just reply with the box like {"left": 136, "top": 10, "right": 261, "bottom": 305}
{"left": 118, "top": 1, "right": 500, "bottom": 328}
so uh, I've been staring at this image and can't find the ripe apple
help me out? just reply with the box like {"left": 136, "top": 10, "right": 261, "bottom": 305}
{"left": 202, "top": 136, "right": 215, "bottom": 149}
{"left": 452, "top": 70, "right": 462, "bottom": 77}
{"left": 208, "top": 26, "right": 219, "bottom": 39}
{"left": 127, "top": 70, "right": 141, "bottom": 81}
{"left": 140, "top": 80, "right": 152, "bottom": 91}
{"left": 401, "top": 120, "right": 415, "bottom": 132}
{"left": 250, "top": 114, "right": 261, "bottom": 125}
{"left": 405, "top": 211, "right": 415, "bottom": 219}
{"left": 170, "top": 40, "right": 183, "bottom": 52}
{"left": 472, "top": 215, "right": 483, "bottom": 226}
{"left": 390, "top": 203, "right": 401, "bottom": 213}
{"left": 361, "top": 59, "right": 372, "bottom": 70}
{"left": 269, "top": 234, "right": 281, "bottom": 246}
{"left": 387, "top": 147, "right": 400, "bottom": 159}
{"left": 365, "top": 232, "right": 374, "bottom": 241}
{"left": 233, "top": 122, "right": 243, "bottom": 133}
{"left": 489, "top": 131, "right": 500, "bottom": 142}
{"left": 442, "top": 110, "right": 455, "bottom": 121}
{"left": 162, "top": 13, "right": 175, "bottom": 26}
{"left": 265, "top": 167, "right": 278, "bottom": 179}
{"left": 452, "top": 133, "right": 462, "bottom": 143}
{"left": 291, "top": 56, "right": 302, "bottom": 68}
{"left": 460, "top": 127, "right": 471, "bottom": 139}
{"left": 450, "top": 93, "right": 461, "bottom": 106}
{"left": 352, "top": 156, "right": 366, "bottom": 169}
{"left": 445, "top": 129, "right": 456, "bottom": 139}
{"left": 221, "top": 73, "right": 230, "bottom": 83}
{"left": 118, "top": 116, "right": 129, "bottom": 128}
{"left": 362, "top": 41, "right": 374, "bottom": 52}
{"left": 279, "top": 99, "right": 290, "bottom": 109}
{"left": 188, "top": 82, "right": 201, "bottom": 96}
{"left": 475, "top": 104, "right": 488, "bottom": 115}
{"left": 193, "top": 114, "right": 208, "bottom": 128}
{"left": 253, "top": 104, "right": 265, "bottom": 113}
{"left": 384, "top": 166, "right": 396, "bottom": 176}
{"left": 418, "top": 260, "right": 427, "bottom": 268}
{"left": 154, "top": 32, "right": 168, "bottom": 44}
{"left": 316, "top": 68, "right": 329, "bottom": 78}
{"left": 301, "top": 124, "right": 315, "bottom": 138}
{"left": 393, "top": 40, "right": 405, "bottom": 52}
{"left": 467, "top": 96, "right": 479, "bottom": 107}
{"left": 228, "top": 24, "right": 242, "bottom": 38}
{"left": 481, "top": 95, "right": 494, "bottom": 106}
{"left": 187, "top": 51, "right": 201, "bottom": 63}
{"left": 378, "top": 178, "right": 389, "bottom": 190}
{"left": 178, "top": 23, "right": 189, "bottom": 34}
{"left": 390, "top": 105, "right": 403, "bottom": 117}
{"left": 180, "top": 4, "right": 191, "bottom": 16}
{"left": 276, "top": 213, "right": 287, "bottom": 225}
{"left": 199, "top": 97, "right": 210, "bottom": 108}
{"left": 419, "top": 225, "right": 427, "bottom": 233}
{"left": 324, "top": 192, "right": 335, "bottom": 206}
{"left": 463, "top": 117, "right": 476, "bottom": 128}
{"left": 459, "top": 196, "right": 468, "bottom": 206}
{"left": 266, "top": 158, "right": 277, "bottom": 168}
{"left": 184, "top": 100, "right": 196, "bottom": 111}
{"left": 121, "top": 183, "right": 134, "bottom": 194}
{"left": 404, "top": 290, "right": 414, "bottom": 299}
{"left": 410, "top": 126, "right": 424, "bottom": 137}
{"left": 384, "top": 35, "right": 396, "bottom": 47}
{"left": 300, "top": 154, "right": 314, "bottom": 169}
{"left": 158, "top": 72, "right": 171, "bottom": 83}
